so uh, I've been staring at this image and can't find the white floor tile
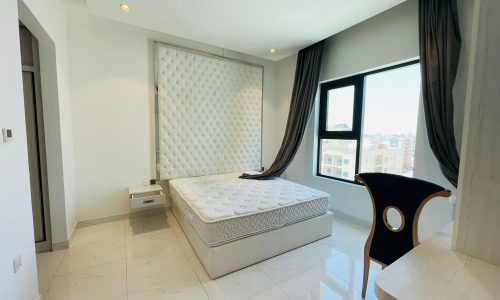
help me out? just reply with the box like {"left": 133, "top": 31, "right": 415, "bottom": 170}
{"left": 36, "top": 249, "right": 67, "bottom": 295}
{"left": 258, "top": 253, "right": 319, "bottom": 284}
{"left": 126, "top": 233, "right": 183, "bottom": 258}
{"left": 37, "top": 212, "right": 378, "bottom": 300}
{"left": 127, "top": 272, "right": 208, "bottom": 300}
{"left": 297, "top": 241, "right": 342, "bottom": 264}
{"left": 249, "top": 286, "right": 290, "bottom": 300}
{"left": 58, "top": 238, "right": 126, "bottom": 275}
{"left": 279, "top": 266, "right": 356, "bottom": 300}
{"left": 71, "top": 220, "right": 126, "bottom": 246}
{"left": 202, "top": 266, "right": 275, "bottom": 300}
{"left": 126, "top": 254, "right": 194, "bottom": 292}
{"left": 126, "top": 213, "right": 174, "bottom": 237}
{"left": 45, "top": 259, "right": 127, "bottom": 300}
{"left": 187, "top": 252, "right": 211, "bottom": 283}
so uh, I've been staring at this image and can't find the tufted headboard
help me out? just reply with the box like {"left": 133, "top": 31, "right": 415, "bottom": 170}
{"left": 154, "top": 42, "right": 263, "bottom": 180}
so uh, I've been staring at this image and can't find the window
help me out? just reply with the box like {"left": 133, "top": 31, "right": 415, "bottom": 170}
{"left": 317, "top": 61, "right": 421, "bottom": 183}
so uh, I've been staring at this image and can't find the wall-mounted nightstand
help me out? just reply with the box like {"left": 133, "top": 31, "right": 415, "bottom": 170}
{"left": 129, "top": 184, "right": 165, "bottom": 210}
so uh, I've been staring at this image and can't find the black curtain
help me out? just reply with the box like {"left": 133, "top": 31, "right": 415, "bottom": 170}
{"left": 419, "top": 0, "right": 461, "bottom": 187}
{"left": 241, "top": 40, "right": 324, "bottom": 180}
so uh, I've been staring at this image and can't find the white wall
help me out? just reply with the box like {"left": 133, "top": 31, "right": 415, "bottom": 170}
{"left": 65, "top": 0, "right": 278, "bottom": 221}
{"left": 18, "top": 0, "right": 78, "bottom": 245}
{"left": 453, "top": 0, "right": 500, "bottom": 266}
{"left": 277, "top": 0, "right": 461, "bottom": 239}
{"left": 0, "top": 1, "right": 39, "bottom": 299}
{"left": 320, "top": 0, "right": 419, "bottom": 82}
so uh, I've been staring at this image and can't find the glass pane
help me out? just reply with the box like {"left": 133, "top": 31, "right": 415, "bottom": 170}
{"left": 360, "top": 64, "right": 421, "bottom": 177}
{"left": 319, "top": 139, "right": 357, "bottom": 181}
{"left": 327, "top": 86, "right": 355, "bottom": 131}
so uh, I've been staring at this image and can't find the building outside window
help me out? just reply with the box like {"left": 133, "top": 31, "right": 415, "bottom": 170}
{"left": 317, "top": 61, "right": 421, "bottom": 183}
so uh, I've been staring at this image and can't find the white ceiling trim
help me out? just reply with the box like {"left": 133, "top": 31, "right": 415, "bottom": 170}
{"left": 86, "top": 0, "right": 406, "bottom": 61}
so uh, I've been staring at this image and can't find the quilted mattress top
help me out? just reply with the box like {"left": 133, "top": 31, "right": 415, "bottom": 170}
{"left": 169, "top": 172, "right": 330, "bottom": 223}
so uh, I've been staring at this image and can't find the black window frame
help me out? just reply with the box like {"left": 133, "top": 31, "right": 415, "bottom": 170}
{"left": 317, "top": 59, "right": 420, "bottom": 184}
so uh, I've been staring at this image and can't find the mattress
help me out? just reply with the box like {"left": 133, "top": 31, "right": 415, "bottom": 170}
{"left": 169, "top": 172, "right": 330, "bottom": 246}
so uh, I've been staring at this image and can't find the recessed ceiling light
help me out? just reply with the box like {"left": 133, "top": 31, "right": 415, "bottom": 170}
{"left": 120, "top": 4, "right": 130, "bottom": 12}
{"left": 270, "top": 48, "right": 277, "bottom": 54}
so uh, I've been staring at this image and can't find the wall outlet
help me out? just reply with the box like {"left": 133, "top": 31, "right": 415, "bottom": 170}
{"left": 13, "top": 255, "right": 22, "bottom": 274}
{"left": 142, "top": 179, "right": 150, "bottom": 186}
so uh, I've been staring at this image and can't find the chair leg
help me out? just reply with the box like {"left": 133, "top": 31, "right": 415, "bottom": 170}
{"left": 362, "top": 254, "right": 370, "bottom": 298}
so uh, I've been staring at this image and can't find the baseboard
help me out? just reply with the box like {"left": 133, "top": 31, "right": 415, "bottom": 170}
{"left": 52, "top": 240, "right": 69, "bottom": 250}
{"left": 77, "top": 206, "right": 168, "bottom": 228}
{"left": 68, "top": 221, "right": 78, "bottom": 244}
{"left": 331, "top": 209, "right": 372, "bottom": 229}
{"left": 77, "top": 212, "right": 130, "bottom": 228}
{"left": 49, "top": 221, "right": 77, "bottom": 251}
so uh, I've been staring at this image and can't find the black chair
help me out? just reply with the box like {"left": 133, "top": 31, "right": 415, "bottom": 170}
{"left": 355, "top": 173, "right": 451, "bottom": 298}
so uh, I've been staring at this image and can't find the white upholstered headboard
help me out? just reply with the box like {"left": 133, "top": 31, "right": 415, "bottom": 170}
{"left": 154, "top": 43, "right": 263, "bottom": 180}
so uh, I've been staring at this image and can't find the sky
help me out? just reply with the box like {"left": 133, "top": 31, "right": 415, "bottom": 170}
{"left": 328, "top": 63, "right": 421, "bottom": 135}
{"left": 327, "top": 86, "right": 355, "bottom": 131}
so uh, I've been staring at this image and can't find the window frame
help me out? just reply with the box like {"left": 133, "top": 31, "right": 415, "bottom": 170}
{"left": 316, "top": 59, "right": 420, "bottom": 184}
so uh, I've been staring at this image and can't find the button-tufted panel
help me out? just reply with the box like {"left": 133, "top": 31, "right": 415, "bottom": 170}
{"left": 156, "top": 44, "right": 263, "bottom": 179}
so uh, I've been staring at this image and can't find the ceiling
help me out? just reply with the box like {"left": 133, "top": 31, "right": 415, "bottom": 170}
{"left": 86, "top": 0, "right": 406, "bottom": 61}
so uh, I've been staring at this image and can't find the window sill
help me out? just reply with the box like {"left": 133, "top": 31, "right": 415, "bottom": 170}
{"left": 314, "top": 174, "right": 365, "bottom": 187}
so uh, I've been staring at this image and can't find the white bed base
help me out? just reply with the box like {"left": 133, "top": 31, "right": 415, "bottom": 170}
{"left": 172, "top": 202, "right": 333, "bottom": 279}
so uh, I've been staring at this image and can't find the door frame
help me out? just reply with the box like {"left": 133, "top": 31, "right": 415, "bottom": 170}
{"left": 21, "top": 26, "right": 52, "bottom": 252}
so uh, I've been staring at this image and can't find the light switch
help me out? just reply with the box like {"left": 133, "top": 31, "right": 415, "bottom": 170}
{"left": 2, "top": 128, "right": 13, "bottom": 142}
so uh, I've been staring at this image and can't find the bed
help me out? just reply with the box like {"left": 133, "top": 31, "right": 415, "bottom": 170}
{"left": 169, "top": 171, "right": 333, "bottom": 278}
{"left": 156, "top": 44, "right": 333, "bottom": 278}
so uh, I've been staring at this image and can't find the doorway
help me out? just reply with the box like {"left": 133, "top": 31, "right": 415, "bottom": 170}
{"left": 19, "top": 23, "right": 52, "bottom": 252}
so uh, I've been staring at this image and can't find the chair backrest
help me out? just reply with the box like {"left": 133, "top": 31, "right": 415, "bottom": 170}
{"left": 356, "top": 173, "right": 451, "bottom": 266}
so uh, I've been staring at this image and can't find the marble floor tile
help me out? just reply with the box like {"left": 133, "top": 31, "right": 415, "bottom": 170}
{"left": 36, "top": 249, "right": 67, "bottom": 295}
{"left": 127, "top": 272, "right": 208, "bottom": 300}
{"left": 58, "top": 238, "right": 126, "bottom": 275}
{"left": 202, "top": 266, "right": 276, "bottom": 300}
{"left": 126, "top": 232, "right": 183, "bottom": 258}
{"left": 278, "top": 265, "right": 375, "bottom": 300}
{"left": 332, "top": 218, "right": 370, "bottom": 237}
{"left": 258, "top": 252, "right": 319, "bottom": 284}
{"left": 109, "top": 296, "right": 128, "bottom": 300}
{"left": 187, "top": 251, "right": 211, "bottom": 283}
{"left": 126, "top": 254, "right": 194, "bottom": 292}
{"left": 45, "top": 259, "right": 127, "bottom": 300}
{"left": 71, "top": 220, "right": 126, "bottom": 247}
{"left": 37, "top": 212, "right": 379, "bottom": 300}
{"left": 248, "top": 286, "right": 291, "bottom": 300}
{"left": 322, "top": 253, "right": 380, "bottom": 296}
{"left": 126, "top": 213, "right": 175, "bottom": 237}
{"left": 317, "top": 233, "right": 367, "bottom": 262}
{"left": 297, "top": 240, "right": 342, "bottom": 264}
{"left": 171, "top": 226, "right": 196, "bottom": 257}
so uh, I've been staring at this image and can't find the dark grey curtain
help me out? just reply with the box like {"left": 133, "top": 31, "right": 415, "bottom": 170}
{"left": 419, "top": 0, "right": 461, "bottom": 187}
{"left": 240, "top": 40, "right": 324, "bottom": 180}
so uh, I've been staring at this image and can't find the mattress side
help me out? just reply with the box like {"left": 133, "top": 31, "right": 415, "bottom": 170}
{"left": 169, "top": 172, "right": 330, "bottom": 224}
{"left": 170, "top": 184, "right": 329, "bottom": 246}
{"left": 169, "top": 172, "right": 331, "bottom": 246}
